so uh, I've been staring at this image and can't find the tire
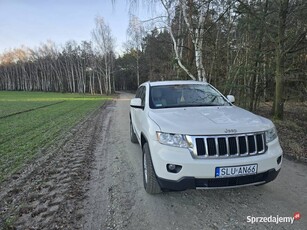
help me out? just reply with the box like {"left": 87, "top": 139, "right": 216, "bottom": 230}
{"left": 142, "top": 143, "right": 161, "bottom": 194}
{"left": 130, "top": 119, "right": 138, "bottom": 143}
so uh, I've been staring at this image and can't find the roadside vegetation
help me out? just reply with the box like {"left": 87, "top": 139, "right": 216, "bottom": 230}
{"left": 0, "top": 91, "right": 111, "bottom": 182}
{"left": 256, "top": 101, "right": 307, "bottom": 162}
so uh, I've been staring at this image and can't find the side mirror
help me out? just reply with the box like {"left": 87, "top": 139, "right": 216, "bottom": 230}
{"left": 227, "top": 95, "right": 235, "bottom": 103}
{"left": 130, "top": 98, "right": 144, "bottom": 109}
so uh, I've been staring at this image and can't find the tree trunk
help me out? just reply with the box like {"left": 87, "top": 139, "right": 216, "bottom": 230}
{"left": 136, "top": 50, "right": 140, "bottom": 86}
{"left": 274, "top": 0, "right": 288, "bottom": 120}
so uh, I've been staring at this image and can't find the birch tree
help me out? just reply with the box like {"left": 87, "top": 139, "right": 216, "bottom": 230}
{"left": 127, "top": 15, "right": 145, "bottom": 86}
{"left": 92, "top": 16, "right": 115, "bottom": 94}
{"left": 152, "top": 0, "right": 232, "bottom": 82}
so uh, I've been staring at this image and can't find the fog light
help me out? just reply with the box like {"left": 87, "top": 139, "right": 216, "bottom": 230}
{"left": 166, "top": 164, "right": 182, "bottom": 173}
{"left": 168, "top": 164, "right": 176, "bottom": 171}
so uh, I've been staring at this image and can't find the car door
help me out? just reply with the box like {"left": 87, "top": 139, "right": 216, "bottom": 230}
{"left": 131, "top": 86, "right": 145, "bottom": 140}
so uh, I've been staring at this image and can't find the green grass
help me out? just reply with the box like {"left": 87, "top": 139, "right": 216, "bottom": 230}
{"left": 0, "top": 91, "right": 112, "bottom": 182}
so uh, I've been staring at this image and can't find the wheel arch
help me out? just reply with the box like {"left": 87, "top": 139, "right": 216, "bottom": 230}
{"left": 141, "top": 132, "right": 148, "bottom": 149}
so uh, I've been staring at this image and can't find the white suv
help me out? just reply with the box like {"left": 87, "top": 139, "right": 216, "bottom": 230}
{"left": 130, "top": 81, "right": 283, "bottom": 194}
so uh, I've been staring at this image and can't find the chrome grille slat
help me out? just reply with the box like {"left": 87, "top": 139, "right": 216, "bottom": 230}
{"left": 215, "top": 138, "right": 219, "bottom": 156}
{"left": 245, "top": 135, "right": 249, "bottom": 155}
{"left": 225, "top": 137, "right": 230, "bottom": 157}
{"left": 261, "top": 135, "right": 265, "bottom": 154}
{"left": 204, "top": 138, "right": 209, "bottom": 156}
{"left": 253, "top": 135, "right": 257, "bottom": 154}
{"left": 192, "top": 133, "right": 266, "bottom": 158}
{"left": 236, "top": 136, "right": 240, "bottom": 156}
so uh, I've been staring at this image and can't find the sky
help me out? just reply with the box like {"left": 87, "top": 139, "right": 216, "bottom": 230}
{"left": 0, "top": 0, "right": 159, "bottom": 55}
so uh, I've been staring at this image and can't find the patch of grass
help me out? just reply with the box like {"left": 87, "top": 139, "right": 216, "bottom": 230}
{"left": 0, "top": 91, "right": 112, "bottom": 182}
{"left": 0, "top": 91, "right": 110, "bottom": 117}
{"left": 2, "top": 216, "right": 16, "bottom": 230}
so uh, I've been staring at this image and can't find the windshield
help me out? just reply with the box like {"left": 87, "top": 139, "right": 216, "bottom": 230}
{"left": 149, "top": 84, "right": 231, "bottom": 109}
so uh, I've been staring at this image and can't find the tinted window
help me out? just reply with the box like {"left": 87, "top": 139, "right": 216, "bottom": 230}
{"left": 141, "top": 87, "right": 146, "bottom": 106}
{"left": 149, "top": 84, "right": 230, "bottom": 109}
{"left": 135, "top": 86, "right": 146, "bottom": 107}
{"left": 135, "top": 86, "right": 143, "bottom": 98}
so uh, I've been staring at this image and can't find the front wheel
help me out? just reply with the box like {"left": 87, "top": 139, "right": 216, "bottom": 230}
{"left": 142, "top": 143, "right": 161, "bottom": 194}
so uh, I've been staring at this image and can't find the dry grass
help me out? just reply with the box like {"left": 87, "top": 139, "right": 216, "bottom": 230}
{"left": 256, "top": 101, "right": 307, "bottom": 162}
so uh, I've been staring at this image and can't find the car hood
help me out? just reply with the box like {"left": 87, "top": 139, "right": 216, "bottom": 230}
{"left": 148, "top": 106, "right": 272, "bottom": 135}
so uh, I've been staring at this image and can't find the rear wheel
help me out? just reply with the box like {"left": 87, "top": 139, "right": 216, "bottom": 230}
{"left": 142, "top": 143, "right": 161, "bottom": 194}
{"left": 130, "top": 119, "right": 138, "bottom": 143}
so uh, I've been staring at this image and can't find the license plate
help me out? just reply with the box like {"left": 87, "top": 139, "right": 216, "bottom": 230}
{"left": 215, "top": 164, "right": 258, "bottom": 178}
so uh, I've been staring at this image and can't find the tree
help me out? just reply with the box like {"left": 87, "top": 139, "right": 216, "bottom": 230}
{"left": 127, "top": 15, "right": 145, "bottom": 86}
{"left": 236, "top": 0, "right": 307, "bottom": 118}
{"left": 92, "top": 16, "right": 115, "bottom": 94}
{"left": 273, "top": 0, "right": 289, "bottom": 119}
{"left": 0, "top": 40, "right": 98, "bottom": 93}
{"left": 143, "top": 28, "right": 175, "bottom": 80}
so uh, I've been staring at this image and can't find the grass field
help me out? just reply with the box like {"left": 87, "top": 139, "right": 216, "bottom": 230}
{"left": 0, "top": 91, "right": 111, "bottom": 182}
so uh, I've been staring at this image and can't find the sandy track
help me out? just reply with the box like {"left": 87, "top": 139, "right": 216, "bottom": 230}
{"left": 1, "top": 93, "right": 306, "bottom": 229}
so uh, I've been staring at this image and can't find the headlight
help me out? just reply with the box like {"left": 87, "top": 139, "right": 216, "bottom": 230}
{"left": 156, "top": 132, "right": 189, "bottom": 148}
{"left": 265, "top": 126, "right": 277, "bottom": 143}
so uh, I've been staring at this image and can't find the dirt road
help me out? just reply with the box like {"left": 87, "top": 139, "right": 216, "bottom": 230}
{"left": 1, "top": 92, "right": 306, "bottom": 229}
{"left": 83, "top": 92, "right": 307, "bottom": 230}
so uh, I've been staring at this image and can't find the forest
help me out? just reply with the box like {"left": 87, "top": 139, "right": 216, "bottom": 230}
{"left": 0, "top": 0, "right": 306, "bottom": 119}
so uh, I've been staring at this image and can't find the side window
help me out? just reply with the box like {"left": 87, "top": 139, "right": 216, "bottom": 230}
{"left": 135, "top": 86, "right": 146, "bottom": 107}
{"left": 135, "top": 87, "right": 142, "bottom": 98}
{"left": 140, "top": 86, "right": 146, "bottom": 106}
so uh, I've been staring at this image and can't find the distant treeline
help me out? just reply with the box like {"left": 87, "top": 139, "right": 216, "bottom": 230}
{"left": 0, "top": 0, "right": 306, "bottom": 119}
{"left": 0, "top": 17, "right": 114, "bottom": 95}
{"left": 0, "top": 41, "right": 112, "bottom": 94}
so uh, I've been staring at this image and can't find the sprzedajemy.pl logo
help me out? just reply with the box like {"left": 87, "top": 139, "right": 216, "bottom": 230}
{"left": 247, "top": 212, "right": 301, "bottom": 224}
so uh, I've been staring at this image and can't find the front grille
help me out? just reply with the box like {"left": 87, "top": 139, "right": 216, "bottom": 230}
{"left": 188, "top": 133, "right": 266, "bottom": 158}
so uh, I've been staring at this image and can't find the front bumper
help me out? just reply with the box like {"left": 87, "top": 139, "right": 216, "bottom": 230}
{"left": 158, "top": 168, "right": 280, "bottom": 190}
{"left": 148, "top": 137, "right": 283, "bottom": 190}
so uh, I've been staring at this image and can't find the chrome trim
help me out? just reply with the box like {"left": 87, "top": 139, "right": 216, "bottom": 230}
{"left": 245, "top": 135, "right": 249, "bottom": 155}
{"left": 259, "top": 134, "right": 266, "bottom": 154}
{"left": 204, "top": 138, "right": 209, "bottom": 156}
{"left": 254, "top": 135, "right": 257, "bottom": 153}
{"left": 215, "top": 138, "right": 219, "bottom": 156}
{"left": 189, "top": 132, "right": 266, "bottom": 159}
{"left": 240, "top": 135, "right": 248, "bottom": 156}
{"left": 225, "top": 137, "right": 230, "bottom": 157}
{"left": 235, "top": 136, "right": 239, "bottom": 155}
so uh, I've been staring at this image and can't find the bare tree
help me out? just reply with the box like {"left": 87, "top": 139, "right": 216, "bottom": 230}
{"left": 127, "top": 15, "right": 145, "bottom": 86}
{"left": 126, "top": 0, "right": 232, "bottom": 82}
{"left": 160, "top": 0, "right": 196, "bottom": 80}
{"left": 92, "top": 16, "right": 115, "bottom": 94}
